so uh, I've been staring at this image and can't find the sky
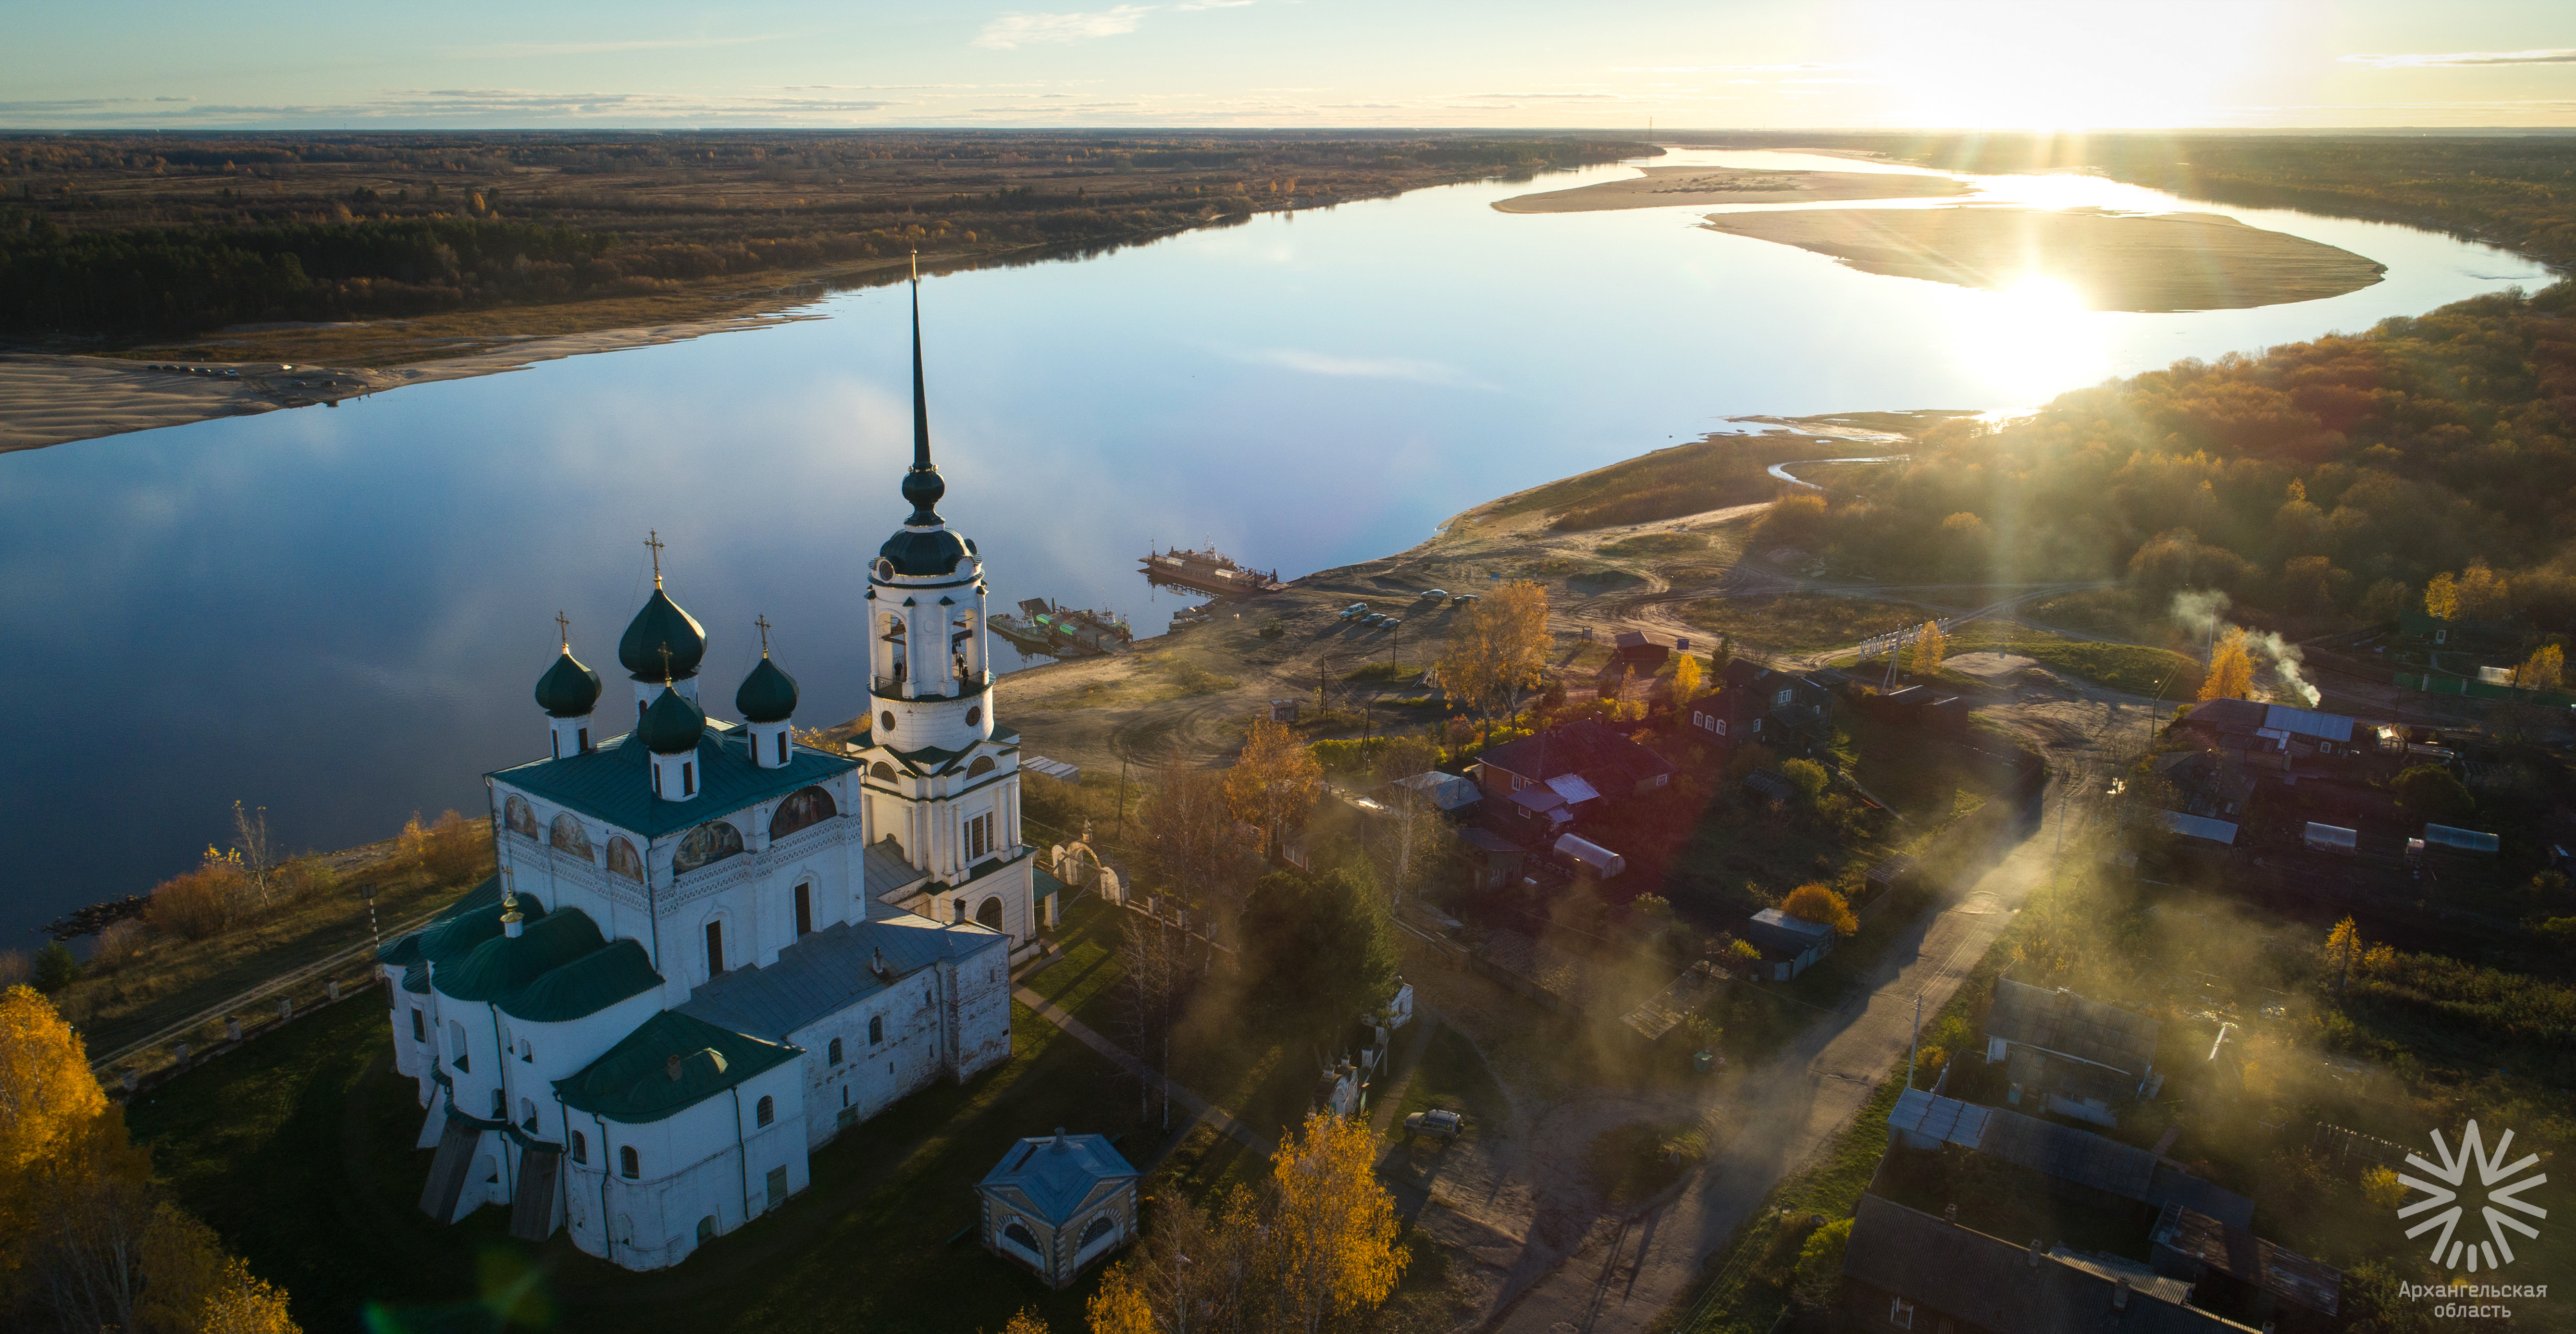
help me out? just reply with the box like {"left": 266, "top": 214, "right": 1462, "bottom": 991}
{"left": 3, "top": 0, "right": 2573, "bottom": 131}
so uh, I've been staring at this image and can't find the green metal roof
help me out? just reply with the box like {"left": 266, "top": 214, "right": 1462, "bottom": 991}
{"left": 535, "top": 648, "right": 605, "bottom": 718}
{"left": 637, "top": 684, "right": 708, "bottom": 754}
{"left": 503, "top": 939, "right": 663, "bottom": 1023}
{"left": 492, "top": 723, "right": 857, "bottom": 839}
{"left": 417, "top": 892, "right": 550, "bottom": 969}
{"left": 439, "top": 907, "right": 607, "bottom": 1003}
{"left": 554, "top": 1010, "right": 801, "bottom": 1124}
{"left": 735, "top": 655, "right": 800, "bottom": 723}
{"left": 618, "top": 586, "right": 707, "bottom": 682}
{"left": 379, "top": 876, "right": 504, "bottom": 966}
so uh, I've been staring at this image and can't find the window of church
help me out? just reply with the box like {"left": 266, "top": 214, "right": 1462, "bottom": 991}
{"left": 705, "top": 920, "right": 725, "bottom": 976}
{"left": 755, "top": 1096, "right": 775, "bottom": 1128}
{"left": 775, "top": 731, "right": 788, "bottom": 765}
{"left": 966, "top": 705, "right": 982, "bottom": 727}
{"left": 828, "top": 1038, "right": 843, "bottom": 1065}
{"left": 520, "top": 1098, "right": 538, "bottom": 1130}
{"left": 620, "top": 1146, "right": 639, "bottom": 1179}
{"left": 968, "top": 756, "right": 995, "bottom": 778}
{"left": 489, "top": 1088, "right": 504, "bottom": 1119}
{"left": 793, "top": 882, "right": 813, "bottom": 937}
{"left": 697, "top": 1216, "right": 717, "bottom": 1244}
{"left": 682, "top": 761, "right": 695, "bottom": 796}
{"left": 571, "top": 1131, "right": 587, "bottom": 1164}
{"left": 869, "top": 1016, "right": 884, "bottom": 1046}
{"left": 519, "top": 1039, "right": 533, "bottom": 1063}
{"left": 410, "top": 1009, "right": 425, "bottom": 1042}
{"left": 450, "top": 1021, "right": 470, "bottom": 1072}
{"left": 880, "top": 711, "right": 896, "bottom": 732}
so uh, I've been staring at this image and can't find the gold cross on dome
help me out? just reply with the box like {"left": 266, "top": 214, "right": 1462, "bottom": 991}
{"left": 658, "top": 643, "right": 675, "bottom": 686}
{"left": 555, "top": 609, "right": 571, "bottom": 650}
{"left": 755, "top": 614, "right": 773, "bottom": 657}
{"left": 644, "top": 530, "right": 666, "bottom": 587}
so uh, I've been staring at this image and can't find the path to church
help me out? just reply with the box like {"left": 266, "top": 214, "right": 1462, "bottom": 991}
{"left": 1484, "top": 756, "right": 2100, "bottom": 1334}
{"left": 1009, "top": 981, "right": 1275, "bottom": 1158}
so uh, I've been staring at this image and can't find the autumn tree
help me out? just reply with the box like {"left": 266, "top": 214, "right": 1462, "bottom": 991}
{"left": 2391, "top": 763, "right": 2474, "bottom": 827}
{"left": 1001, "top": 1307, "right": 1051, "bottom": 1334}
{"left": 1708, "top": 634, "right": 1735, "bottom": 681}
{"left": 1427, "top": 580, "right": 1551, "bottom": 734}
{"left": 2319, "top": 916, "right": 2389, "bottom": 994}
{"left": 1907, "top": 621, "right": 1947, "bottom": 676}
{"left": 2422, "top": 572, "right": 2459, "bottom": 621}
{"left": 2517, "top": 643, "right": 2564, "bottom": 692}
{"left": 2199, "top": 627, "right": 2254, "bottom": 701}
{"left": 2456, "top": 561, "right": 2510, "bottom": 620}
{"left": 1224, "top": 717, "right": 1320, "bottom": 861}
{"left": 1117, "top": 900, "right": 1189, "bottom": 1127}
{"left": 1779, "top": 883, "right": 1857, "bottom": 937}
{"left": 1669, "top": 652, "right": 1703, "bottom": 706}
{"left": 1268, "top": 1112, "right": 1406, "bottom": 1334}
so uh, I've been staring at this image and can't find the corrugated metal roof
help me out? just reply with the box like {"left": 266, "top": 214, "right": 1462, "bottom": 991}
{"left": 2155, "top": 810, "right": 2239, "bottom": 844}
{"left": 2263, "top": 704, "right": 2355, "bottom": 743}
{"left": 1394, "top": 770, "right": 1482, "bottom": 810}
{"left": 1750, "top": 908, "right": 1833, "bottom": 940}
{"left": 1886, "top": 1087, "right": 1992, "bottom": 1148}
{"left": 2423, "top": 823, "right": 2500, "bottom": 852}
{"left": 1841, "top": 1194, "right": 2259, "bottom": 1334}
{"left": 2152, "top": 1203, "right": 2341, "bottom": 1315}
{"left": 1987, "top": 978, "right": 2160, "bottom": 1074}
{"left": 494, "top": 724, "right": 857, "bottom": 839}
{"left": 678, "top": 914, "right": 1005, "bottom": 1041}
{"left": 978, "top": 1134, "right": 1140, "bottom": 1225}
{"left": 1546, "top": 772, "right": 1602, "bottom": 804}
{"left": 1978, "top": 1107, "right": 2158, "bottom": 1197}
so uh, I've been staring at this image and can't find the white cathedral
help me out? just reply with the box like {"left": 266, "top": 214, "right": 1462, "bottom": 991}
{"left": 377, "top": 275, "right": 1055, "bottom": 1271}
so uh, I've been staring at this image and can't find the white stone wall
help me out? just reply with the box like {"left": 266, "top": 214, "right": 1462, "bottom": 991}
{"left": 947, "top": 945, "right": 1013, "bottom": 1081}
{"left": 561, "top": 1061, "right": 807, "bottom": 1270}
{"left": 788, "top": 967, "right": 947, "bottom": 1149}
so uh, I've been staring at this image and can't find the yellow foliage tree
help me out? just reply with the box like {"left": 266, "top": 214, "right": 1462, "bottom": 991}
{"left": 1427, "top": 580, "right": 1551, "bottom": 730}
{"left": 1224, "top": 717, "right": 1321, "bottom": 858}
{"left": 1907, "top": 621, "right": 1947, "bottom": 676}
{"left": 2456, "top": 561, "right": 2510, "bottom": 620}
{"left": 2518, "top": 643, "right": 2564, "bottom": 692}
{"left": 2360, "top": 1165, "right": 2408, "bottom": 1210}
{"left": 2422, "top": 572, "right": 2459, "bottom": 621}
{"left": 1669, "top": 653, "right": 1703, "bottom": 706}
{"left": 2198, "top": 627, "right": 2254, "bottom": 702}
{"left": 2323, "top": 916, "right": 2366, "bottom": 993}
{"left": 1779, "top": 883, "right": 1858, "bottom": 937}
{"left": 1269, "top": 1112, "right": 1405, "bottom": 1334}
{"left": 0, "top": 983, "right": 110, "bottom": 1274}
{"left": 1084, "top": 1263, "right": 1153, "bottom": 1334}
{"left": 1001, "top": 1307, "right": 1052, "bottom": 1334}
{"left": 196, "top": 1258, "right": 300, "bottom": 1334}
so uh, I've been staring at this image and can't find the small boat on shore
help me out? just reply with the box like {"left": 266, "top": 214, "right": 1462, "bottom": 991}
{"left": 1142, "top": 543, "right": 1284, "bottom": 597}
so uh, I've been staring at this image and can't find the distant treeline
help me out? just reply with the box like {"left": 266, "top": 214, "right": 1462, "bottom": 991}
{"left": 0, "top": 132, "right": 1640, "bottom": 339}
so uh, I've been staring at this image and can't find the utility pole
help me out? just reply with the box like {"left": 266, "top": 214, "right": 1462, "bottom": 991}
{"left": 1907, "top": 992, "right": 1921, "bottom": 1087}
{"left": 1114, "top": 747, "right": 1130, "bottom": 842}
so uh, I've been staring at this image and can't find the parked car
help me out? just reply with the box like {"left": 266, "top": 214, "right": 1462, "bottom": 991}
{"left": 1452, "top": 593, "right": 1479, "bottom": 606}
{"left": 1403, "top": 1109, "right": 1464, "bottom": 1144}
{"left": 1363, "top": 614, "right": 1389, "bottom": 628}
{"left": 1340, "top": 603, "right": 1370, "bottom": 619}
{"left": 1383, "top": 618, "right": 1402, "bottom": 630}
{"left": 1418, "top": 589, "right": 1449, "bottom": 601}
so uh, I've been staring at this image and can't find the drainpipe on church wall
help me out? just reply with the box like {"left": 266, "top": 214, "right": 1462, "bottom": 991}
{"left": 591, "top": 1109, "right": 615, "bottom": 1265}
{"left": 727, "top": 1086, "right": 753, "bottom": 1233}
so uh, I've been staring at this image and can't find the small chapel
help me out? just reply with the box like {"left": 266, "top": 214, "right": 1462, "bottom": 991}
{"left": 376, "top": 272, "right": 1056, "bottom": 1271}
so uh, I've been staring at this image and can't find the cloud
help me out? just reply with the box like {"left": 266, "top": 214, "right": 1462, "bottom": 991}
{"left": 1233, "top": 348, "right": 1489, "bottom": 389}
{"left": 2339, "top": 49, "right": 2576, "bottom": 69}
{"left": 974, "top": 5, "right": 1155, "bottom": 49}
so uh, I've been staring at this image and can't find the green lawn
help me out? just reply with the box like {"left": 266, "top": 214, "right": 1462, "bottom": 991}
{"left": 1389, "top": 1024, "right": 1509, "bottom": 1145}
{"left": 127, "top": 989, "right": 1150, "bottom": 1334}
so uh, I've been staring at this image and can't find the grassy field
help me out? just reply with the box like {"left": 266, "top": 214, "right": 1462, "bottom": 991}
{"left": 1680, "top": 594, "right": 1933, "bottom": 655}
{"left": 125, "top": 987, "right": 1157, "bottom": 1334}
{"left": 1390, "top": 1024, "right": 1511, "bottom": 1145}
{"left": 1941, "top": 623, "right": 2202, "bottom": 698}
{"left": 59, "top": 846, "right": 488, "bottom": 1059}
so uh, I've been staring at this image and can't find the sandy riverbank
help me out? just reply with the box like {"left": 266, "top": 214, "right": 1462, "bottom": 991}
{"left": 0, "top": 309, "right": 823, "bottom": 453}
{"left": 1698, "top": 206, "right": 2385, "bottom": 311}
{"left": 1493, "top": 164, "right": 1970, "bottom": 214}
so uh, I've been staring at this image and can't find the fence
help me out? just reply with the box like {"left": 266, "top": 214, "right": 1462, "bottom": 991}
{"left": 96, "top": 953, "right": 391, "bottom": 1103}
{"left": 2392, "top": 671, "right": 2576, "bottom": 708}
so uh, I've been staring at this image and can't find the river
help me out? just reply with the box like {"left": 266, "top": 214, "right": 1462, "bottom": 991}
{"left": 0, "top": 148, "right": 2549, "bottom": 945}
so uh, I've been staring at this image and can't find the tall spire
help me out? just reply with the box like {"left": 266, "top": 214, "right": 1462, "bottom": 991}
{"left": 901, "top": 250, "right": 946, "bottom": 528}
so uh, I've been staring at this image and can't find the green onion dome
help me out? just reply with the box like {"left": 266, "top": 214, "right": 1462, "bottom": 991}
{"left": 637, "top": 685, "right": 707, "bottom": 755}
{"left": 878, "top": 526, "right": 974, "bottom": 578}
{"left": 618, "top": 588, "right": 707, "bottom": 682}
{"left": 735, "top": 655, "right": 800, "bottom": 724}
{"left": 535, "top": 648, "right": 604, "bottom": 718}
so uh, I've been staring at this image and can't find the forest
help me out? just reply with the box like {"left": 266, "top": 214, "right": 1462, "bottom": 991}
{"left": 1753, "top": 280, "right": 2576, "bottom": 638}
{"left": 0, "top": 130, "right": 1643, "bottom": 343}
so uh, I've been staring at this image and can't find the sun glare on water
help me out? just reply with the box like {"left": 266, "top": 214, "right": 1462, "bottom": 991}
{"left": 1954, "top": 274, "right": 2105, "bottom": 403}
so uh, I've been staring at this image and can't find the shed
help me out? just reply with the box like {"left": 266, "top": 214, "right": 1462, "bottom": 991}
{"left": 1744, "top": 908, "right": 1835, "bottom": 980}
{"left": 1742, "top": 768, "right": 1794, "bottom": 802}
{"left": 2301, "top": 823, "right": 2356, "bottom": 853}
{"left": 978, "top": 1132, "right": 1141, "bottom": 1289}
{"left": 1458, "top": 827, "right": 1525, "bottom": 890}
{"left": 1553, "top": 833, "right": 1626, "bottom": 878}
{"left": 1611, "top": 630, "right": 1673, "bottom": 669}
{"left": 2422, "top": 823, "right": 2499, "bottom": 854}
{"left": 1392, "top": 769, "right": 1483, "bottom": 817}
{"left": 2151, "top": 1203, "right": 2342, "bottom": 1332}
